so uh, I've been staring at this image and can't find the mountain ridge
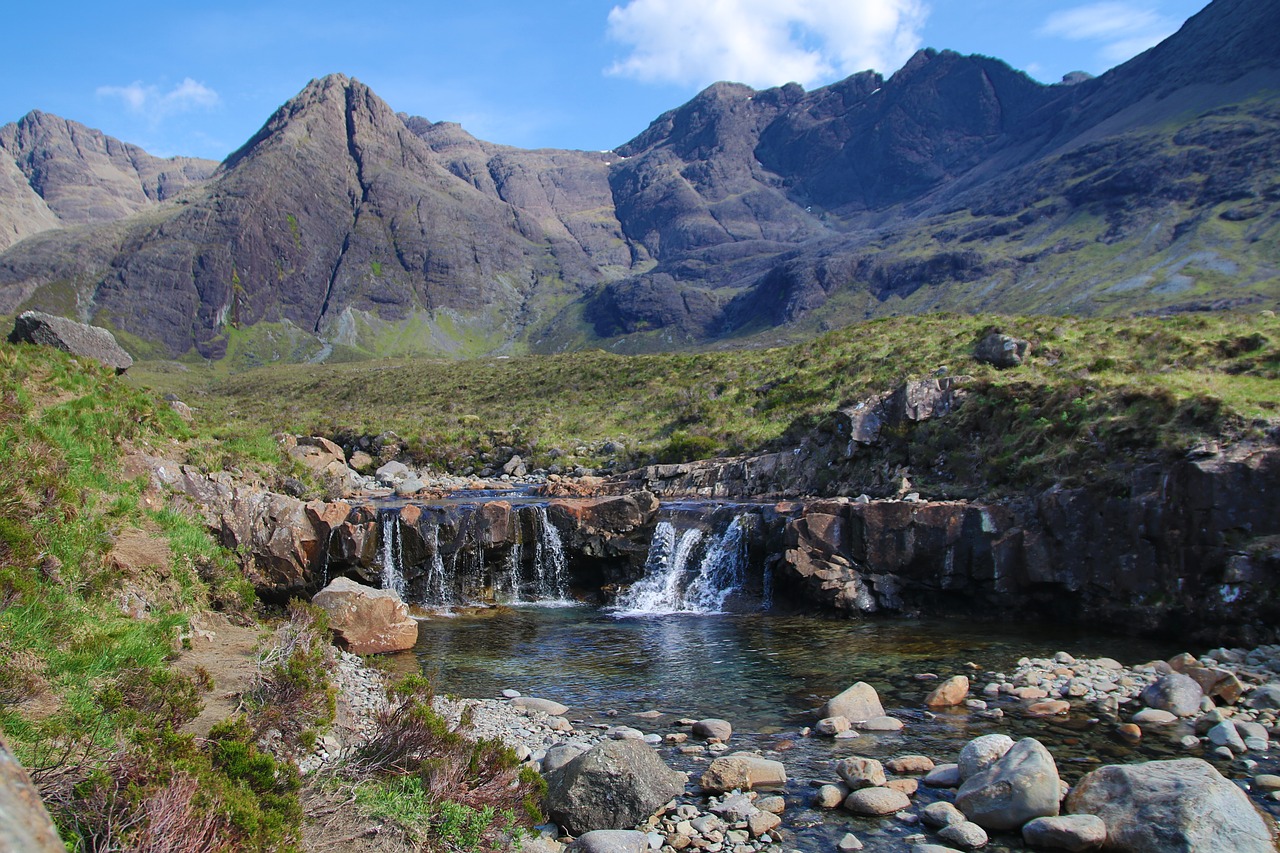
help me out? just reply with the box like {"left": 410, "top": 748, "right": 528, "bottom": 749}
{"left": 1, "top": 0, "right": 1277, "bottom": 362}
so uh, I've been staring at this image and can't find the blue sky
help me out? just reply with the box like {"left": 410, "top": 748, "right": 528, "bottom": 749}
{"left": 4, "top": 0, "right": 1208, "bottom": 160}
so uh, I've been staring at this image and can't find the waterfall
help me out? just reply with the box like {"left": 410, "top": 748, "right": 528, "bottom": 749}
{"left": 615, "top": 514, "right": 754, "bottom": 615}
{"left": 685, "top": 514, "right": 750, "bottom": 612}
{"left": 423, "top": 517, "right": 448, "bottom": 606}
{"left": 501, "top": 538, "right": 523, "bottom": 603}
{"left": 378, "top": 511, "right": 406, "bottom": 599}
{"left": 533, "top": 507, "right": 570, "bottom": 602}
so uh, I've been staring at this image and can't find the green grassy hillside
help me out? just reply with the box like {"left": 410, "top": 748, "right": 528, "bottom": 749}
{"left": 133, "top": 311, "right": 1280, "bottom": 496}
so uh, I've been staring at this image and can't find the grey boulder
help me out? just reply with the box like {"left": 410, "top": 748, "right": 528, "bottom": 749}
{"left": 1065, "top": 758, "right": 1274, "bottom": 852}
{"left": 9, "top": 310, "right": 133, "bottom": 373}
{"left": 544, "top": 739, "right": 686, "bottom": 836}
{"left": 955, "top": 737, "right": 1060, "bottom": 830}
{"left": 1140, "top": 673, "right": 1204, "bottom": 717}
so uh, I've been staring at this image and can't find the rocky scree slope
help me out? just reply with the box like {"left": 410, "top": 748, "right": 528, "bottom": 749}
{"left": 0, "top": 0, "right": 1278, "bottom": 360}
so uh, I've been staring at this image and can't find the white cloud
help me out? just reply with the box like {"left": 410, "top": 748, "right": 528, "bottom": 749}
{"left": 1038, "top": 2, "right": 1179, "bottom": 65}
{"left": 96, "top": 78, "right": 220, "bottom": 123}
{"left": 605, "top": 0, "right": 929, "bottom": 89}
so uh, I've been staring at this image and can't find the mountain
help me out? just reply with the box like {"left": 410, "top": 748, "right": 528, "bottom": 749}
{"left": 0, "top": 0, "right": 1277, "bottom": 362}
{"left": 0, "top": 112, "right": 215, "bottom": 251}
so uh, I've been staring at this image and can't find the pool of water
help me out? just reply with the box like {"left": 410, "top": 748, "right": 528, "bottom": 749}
{"left": 395, "top": 606, "right": 1276, "bottom": 851}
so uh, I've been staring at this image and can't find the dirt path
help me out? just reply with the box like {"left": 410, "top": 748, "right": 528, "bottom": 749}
{"left": 174, "top": 612, "right": 265, "bottom": 737}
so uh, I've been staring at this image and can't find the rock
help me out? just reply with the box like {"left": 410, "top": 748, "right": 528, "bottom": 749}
{"left": 938, "top": 821, "right": 988, "bottom": 849}
{"left": 955, "top": 738, "right": 1060, "bottom": 830}
{"left": 973, "top": 332, "right": 1029, "bottom": 369}
{"left": 569, "top": 830, "right": 650, "bottom": 853}
{"left": 1132, "top": 708, "right": 1178, "bottom": 724}
{"left": 747, "top": 810, "right": 781, "bottom": 838}
{"left": 1027, "top": 699, "right": 1072, "bottom": 717}
{"left": 699, "top": 754, "right": 787, "bottom": 793}
{"left": 311, "top": 577, "right": 417, "bottom": 654}
{"left": 1141, "top": 673, "right": 1204, "bottom": 717}
{"left": 958, "top": 734, "right": 1015, "bottom": 781}
{"left": 1255, "top": 774, "right": 1280, "bottom": 791}
{"left": 886, "top": 778, "right": 919, "bottom": 796}
{"left": 1022, "top": 815, "right": 1106, "bottom": 851}
{"left": 837, "top": 832, "right": 864, "bottom": 851}
{"left": 886, "top": 755, "right": 936, "bottom": 775}
{"left": 922, "top": 801, "right": 967, "bottom": 827}
{"left": 843, "top": 787, "right": 911, "bottom": 816}
{"left": 543, "top": 742, "right": 591, "bottom": 774}
{"left": 814, "top": 784, "right": 848, "bottom": 809}
{"left": 925, "top": 763, "right": 963, "bottom": 788}
{"left": 834, "top": 756, "right": 886, "bottom": 789}
{"left": 1207, "top": 720, "right": 1246, "bottom": 754}
{"left": 817, "top": 715, "right": 851, "bottom": 736}
{"left": 0, "top": 734, "right": 64, "bottom": 853}
{"left": 1246, "top": 683, "right": 1280, "bottom": 710}
{"left": 1065, "top": 758, "right": 1274, "bottom": 852}
{"left": 926, "top": 676, "right": 970, "bottom": 707}
{"left": 692, "top": 719, "right": 732, "bottom": 741}
{"left": 348, "top": 450, "right": 375, "bottom": 472}
{"left": 375, "top": 460, "right": 411, "bottom": 485}
{"left": 858, "top": 715, "right": 905, "bottom": 732}
{"left": 513, "top": 696, "right": 570, "bottom": 716}
{"left": 1115, "top": 724, "right": 1142, "bottom": 744}
{"left": 9, "top": 310, "right": 134, "bottom": 372}
{"left": 756, "top": 795, "right": 785, "bottom": 814}
{"left": 824, "top": 682, "right": 886, "bottom": 722}
{"left": 544, "top": 740, "right": 686, "bottom": 836}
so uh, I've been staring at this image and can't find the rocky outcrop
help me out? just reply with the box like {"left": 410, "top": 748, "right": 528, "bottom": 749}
{"left": 0, "top": 734, "right": 64, "bottom": 853}
{"left": 311, "top": 577, "right": 418, "bottom": 654}
{"left": 543, "top": 739, "right": 686, "bottom": 835}
{"left": 1065, "top": 758, "right": 1275, "bottom": 852}
{"left": 770, "top": 444, "right": 1280, "bottom": 642}
{"left": 9, "top": 310, "right": 133, "bottom": 372}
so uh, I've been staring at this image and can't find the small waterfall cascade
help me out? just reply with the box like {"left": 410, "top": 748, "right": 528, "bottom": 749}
{"left": 532, "top": 507, "right": 570, "bottom": 601}
{"left": 378, "top": 510, "right": 407, "bottom": 599}
{"left": 422, "top": 517, "right": 449, "bottom": 607}
{"left": 615, "top": 513, "right": 755, "bottom": 615}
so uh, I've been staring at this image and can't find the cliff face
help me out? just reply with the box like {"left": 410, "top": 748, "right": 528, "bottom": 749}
{"left": 1, "top": 0, "right": 1278, "bottom": 358}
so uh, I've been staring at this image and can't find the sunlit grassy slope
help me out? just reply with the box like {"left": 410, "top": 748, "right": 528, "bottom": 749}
{"left": 131, "top": 312, "right": 1280, "bottom": 496}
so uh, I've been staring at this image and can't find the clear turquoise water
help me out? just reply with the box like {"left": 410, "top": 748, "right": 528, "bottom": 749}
{"left": 398, "top": 607, "right": 1276, "bottom": 851}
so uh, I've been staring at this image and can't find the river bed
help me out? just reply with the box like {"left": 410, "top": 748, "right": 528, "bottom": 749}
{"left": 391, "top": 606, "right": 1280, "bottom": 851}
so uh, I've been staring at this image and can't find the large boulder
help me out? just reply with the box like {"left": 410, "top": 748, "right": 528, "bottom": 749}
{"left": 8, "top": 309, "right": 133, "bottom": 373}
{"left": 544, "top": 739, "right": 686, "bottom": 836}
{"left": 823, "top": 682, "right": 885, "bottom": 722}
{"left": 311, "top": 577, "right": 418, "bottom": 654}
{"left": 0, "top": 734, "right": 64, "bottom": 853}
{"left": 1140, "top": 672, "right": 1204, "bottom": 716}
{"left": 1065, "top": 758, "right": 1275, "bottom": 852}
{"left": 955, "top": 738, "right": 1060, "bottom": 830}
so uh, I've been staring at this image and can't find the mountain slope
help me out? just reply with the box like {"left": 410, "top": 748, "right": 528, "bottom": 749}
{"left": 0, "top": 0, "right": 1276, "bottom": 362}
{"left": 0, "top": 111, "right": 216, "bottom": 251}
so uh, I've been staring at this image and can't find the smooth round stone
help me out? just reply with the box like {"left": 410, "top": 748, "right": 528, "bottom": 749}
{"left": 924, "top": 764, "right": 962, "bottom": 788}
{"left": 1256, "top": 774, "right": 1280, "bottom": 791}
{"left": 693, "top": 718, "right": 733, "bottom": 742}
{"left": 859, "top": 716, "right": 905, "bottom": 732}
{"left": 512, "top": 696, "right": 569, "bottom": 715}
{"left": 921, "top": 801, "right": 966, "bottom": 827}
{"left": 502, "top": 688, "right": 522, "bottom": 698}
{"left": 1022, "top": 814, "right": 1107, "bottom": 851}
{"left": 1213, "top": 746, "right": 1236, "bottom": 760}
{"left": 938, "top": 821, "right": 989, "bottom": 849}
{"left": 835, "top": 756, "right": 886, "bottom": 789}
{"left": 608, "top": 726, "right": 646, "bottom": 740}
{"left": 814, "top": 784, "right": 848, "bottom": 809}
{"left": 885, "top": 755, "right": 936, "bottom": 775}
{"left": 643, "top": 734, "right": 662, "bottom": 745}
{"left": 756, "top": 795, "right": 785, "bottom": 814}
{"left": 1246, "top": 737, "right": 1270, "bottom": 752}
{"left": 1133, "top": 708, "right": 1178, "bottom": 724}
{"left": 835, "top": 730, "right": 862, "bottom": 740}
{"left": 843, "top": 787, "right": 911, "bottom": 816}
{"left": 958, "top": 735, "right": 1014, "bottom": 781}
{"left": 1181, "top": 735, "right": 1202, "bottom": 750}
{"left": 1116, "top": 723, "right": 1143, "bottom": 743}
{"left": 886, "top": 778, "right": 919, "bottom": 796}
{"left": 817, "top": 716, "right": 851, "bottom": 736}
{"left": 1026, "top": 699, "right": 1071, "bottom": 717}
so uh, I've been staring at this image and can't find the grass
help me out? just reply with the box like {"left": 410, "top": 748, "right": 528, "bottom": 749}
{"left": 131, "top": 311, "right": 1280, "bottom": 496}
